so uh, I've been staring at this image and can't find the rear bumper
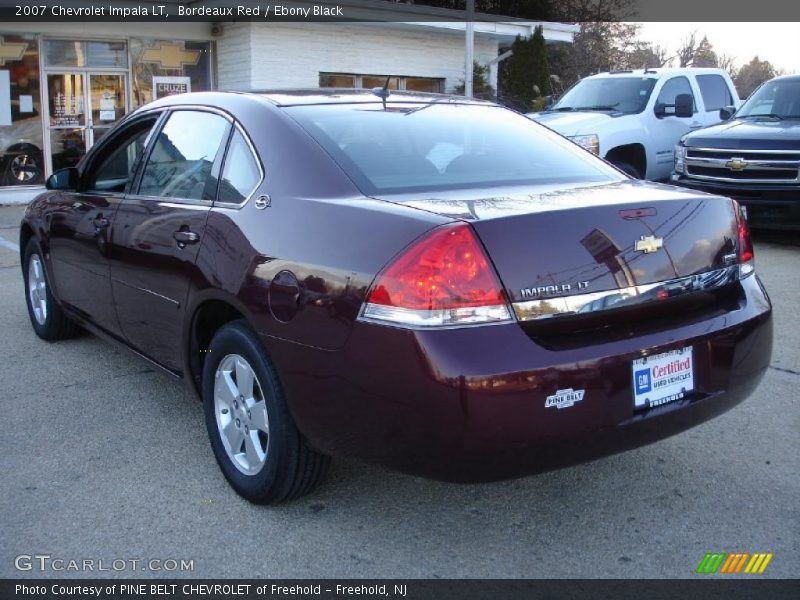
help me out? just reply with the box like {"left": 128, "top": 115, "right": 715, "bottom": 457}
{"left": 670, "top": 174, "right": 800, "bottom": 229}
{"left": 266, "top": 275, "right": 773, "bottom": 482}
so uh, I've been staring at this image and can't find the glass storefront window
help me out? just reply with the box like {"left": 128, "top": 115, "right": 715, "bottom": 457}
{"left": 43, "top": 40, "right": 128, "bottom": 69}
{"left": 130, "top": 39, "right": 212, "bottom": 108}
{"left": 320, "top": 72, "right": 443, "bottom": 93}
{"left": 0, "top": 34, "right": 44, "bottom": 186}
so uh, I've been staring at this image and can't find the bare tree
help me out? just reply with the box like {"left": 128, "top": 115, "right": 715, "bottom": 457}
{"left": 676, "top": 32, "right": 699, "bottom": 67}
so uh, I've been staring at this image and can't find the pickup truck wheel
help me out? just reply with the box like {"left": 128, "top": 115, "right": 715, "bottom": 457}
{"left": 611, "top": 161, "right": 642, "bottom": 179}
{"left": 22, "top": 238, "right": 81, "bottom": 341}
{"left": 202, "top": 320, "right": 330, "bottom": 504}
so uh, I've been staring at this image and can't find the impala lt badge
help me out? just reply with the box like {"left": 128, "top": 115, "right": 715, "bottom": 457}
{"left": 635, "top": 235, "right": 664, "bottom": 254}
{"left": 520, "top": 281, "right": 589, "bottom": 299}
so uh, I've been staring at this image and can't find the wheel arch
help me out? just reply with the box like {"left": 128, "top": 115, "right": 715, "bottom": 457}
{"left": 184, "top": 290, "right": 264, "bottom": 398}
{"left": 605, "top": 143, "right": 647, "bottom": 178}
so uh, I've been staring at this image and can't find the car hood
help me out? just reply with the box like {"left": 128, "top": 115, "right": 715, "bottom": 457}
{"left": 528, "top": 111, "right": 618, "bottom": 136}
{"left": 683, "top": 118, "right": 800, "bottom": 150}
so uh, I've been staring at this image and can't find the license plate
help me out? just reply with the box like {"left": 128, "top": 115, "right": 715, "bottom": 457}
{"left": 631, "top": 347, "right": 694, "bottom": 410}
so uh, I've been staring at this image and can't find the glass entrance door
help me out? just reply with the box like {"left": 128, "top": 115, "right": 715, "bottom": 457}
{"left": 88, "top": 74, "right": 126, "bottom": 145}
{"left": 45, "top": 71, "right": 127, "bottom": 172}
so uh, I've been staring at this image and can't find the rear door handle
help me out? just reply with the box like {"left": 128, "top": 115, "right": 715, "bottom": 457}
{"left": 92, "top": 216, "right": 111, "bottom": 229}
{"left": 173, "top": 230, "right": 200, "bottom": 246}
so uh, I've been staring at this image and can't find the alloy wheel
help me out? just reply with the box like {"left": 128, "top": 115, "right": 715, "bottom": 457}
{"left": 27, "top": 254, "right": 48, "bottom": 325}
{"left": 11, "top": 154, "right": 39, "bottom": 183}
{"left": 213, "top": 354, "right": 270, "bottom": 475}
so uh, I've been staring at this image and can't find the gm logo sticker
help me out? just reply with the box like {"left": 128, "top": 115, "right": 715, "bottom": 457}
{"left": 634, "top": 369, "right": 651, "bottom": 394}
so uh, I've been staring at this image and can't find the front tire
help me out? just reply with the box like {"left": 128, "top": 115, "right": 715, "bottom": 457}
{"left": 611, "top": 160, "right": 642, "bottom": 179}
{"left": 202, "top": 320, "right": 329, "bottom": 504}
{"left": 22, "top": 238, "right": 81, "bottom": 341}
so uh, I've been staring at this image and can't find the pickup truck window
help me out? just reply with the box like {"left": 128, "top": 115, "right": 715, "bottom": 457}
{"left": 696, "top": 74, "right": 733, "bottom": 111}
{"left": 655, "top": 77, "right": 696, "bottom": 116}
{"left": 737, "top": 78, "right": 800, "bottom": 119}
{"left": 552, "top": 77, "right": 656, "bottom": 115}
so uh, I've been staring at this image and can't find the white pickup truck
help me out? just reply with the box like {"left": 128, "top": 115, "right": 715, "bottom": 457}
{"left": 528, "top": 68, "right": 741, "bottom": 180}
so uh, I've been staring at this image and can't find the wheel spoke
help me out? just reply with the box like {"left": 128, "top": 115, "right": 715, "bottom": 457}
{"left": 217, "top": 371, "right": 238, "bottom": 407}
{"left": 244, "top": 431, "right": 265, "bottom": 467}
{"left": 235, "top": 358, "right": 254, "bottom": 399}
{"left": 222, "top": 419, "right": 245, "bottom": 454}
{"left": 250, "top": 400, "right": 269, "bottom": 433}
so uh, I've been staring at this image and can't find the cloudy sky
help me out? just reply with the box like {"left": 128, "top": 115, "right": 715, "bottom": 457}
{"left": 637, "top": 22, "right": 800, "bottom": 74}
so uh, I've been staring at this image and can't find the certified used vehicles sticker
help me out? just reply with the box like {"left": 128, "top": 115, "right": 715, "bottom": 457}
{"left": 545, "top": 388, "right": 585, "bottom": 409}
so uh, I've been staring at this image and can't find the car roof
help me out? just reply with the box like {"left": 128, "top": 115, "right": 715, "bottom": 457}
{"left": 247, "top": 88, "right": 495, "bottom": 107}
{"left": 584, "top": 68, "right": 729, "bottom": 79}
{"left": 766, "top": 74, "right": 800, "bottom": 83}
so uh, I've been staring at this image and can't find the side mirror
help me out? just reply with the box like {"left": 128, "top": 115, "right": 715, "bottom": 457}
{"left": 674, "top": 94, "right": 694, "bottom": 118}
{"left": 543, "top": 95, "right": 554, "bottom": 109}
{"left": 719, "top": 105, "right": 736, "bottom": 121}
{"left": 46, "top": 167, "right": 79, "bottom": 191}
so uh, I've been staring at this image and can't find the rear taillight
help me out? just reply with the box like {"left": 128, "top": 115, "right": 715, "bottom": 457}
{"left": 361, "top": 223, "right": 512, "bottom": 327}
{"left": 735, "top": 201, "right": 755, "bottom": 278}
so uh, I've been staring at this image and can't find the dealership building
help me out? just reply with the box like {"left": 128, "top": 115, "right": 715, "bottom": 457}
{"left": 0, "top": 2, "right": 575, "bottom": 191}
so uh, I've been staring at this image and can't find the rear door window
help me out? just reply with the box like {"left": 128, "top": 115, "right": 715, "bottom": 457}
{"left": 696, "top": 74, "right": 734, "bottom": 111}
{"left": 138, "top": 110, "right": 230, "bottom": 201}
{"left": 217, "top": 130, "right": 262, "bottom": 205}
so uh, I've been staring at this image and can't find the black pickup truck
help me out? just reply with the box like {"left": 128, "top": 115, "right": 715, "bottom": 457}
{"left": 671, "top": 75, "right": 800, "bottom": 230}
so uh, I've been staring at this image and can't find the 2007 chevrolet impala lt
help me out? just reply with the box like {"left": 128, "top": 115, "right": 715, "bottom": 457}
{"left": 20, "top": 90, "right": 773, "bottom": 503}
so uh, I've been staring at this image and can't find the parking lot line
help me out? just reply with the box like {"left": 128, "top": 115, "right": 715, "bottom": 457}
{"left": 0, "top": 235, "right": 18, "bottom": 252}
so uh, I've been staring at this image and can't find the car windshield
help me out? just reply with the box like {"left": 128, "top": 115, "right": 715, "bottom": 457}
{"left": 284, "top": 102, "right": 622, "bottom": 195}
{"left": 736, "top": 79, "right": 800, "bottom": 119}
{"left": 551, "top": 77, "right": 657, "bottom": 114}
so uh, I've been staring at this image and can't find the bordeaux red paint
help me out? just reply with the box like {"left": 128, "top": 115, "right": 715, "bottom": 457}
{"left": 20, "top": 90, "right": 773, "bottom": 482}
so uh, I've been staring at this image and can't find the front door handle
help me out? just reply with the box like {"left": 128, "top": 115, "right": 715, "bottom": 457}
{"left": 173, "top": 230, "right": 200, "bottom": 246}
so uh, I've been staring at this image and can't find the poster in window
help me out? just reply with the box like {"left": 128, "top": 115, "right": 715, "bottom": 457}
{"left": 152, "top": 76, "right": 191, "bottom": 100}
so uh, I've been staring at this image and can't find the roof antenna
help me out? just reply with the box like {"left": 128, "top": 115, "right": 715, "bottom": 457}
{"left": 371, "top": 76, "right": 391, "bottom": 107}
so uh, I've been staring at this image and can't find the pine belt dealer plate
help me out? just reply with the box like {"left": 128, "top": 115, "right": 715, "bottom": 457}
{"left": 631, "top": 347, "right": 694, "bottom": 410}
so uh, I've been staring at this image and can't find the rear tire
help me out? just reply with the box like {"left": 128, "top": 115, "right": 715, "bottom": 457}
{"left": 22, "top": 238, "right": 81, "bottom": 341}
{"left": 202, "top": 319, "right": 329, "bottom": 504}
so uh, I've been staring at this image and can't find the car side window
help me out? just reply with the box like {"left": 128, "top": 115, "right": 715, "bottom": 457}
{"left": 655, "top": 76, "right": 695, "bottom": 116}
{"left": 696, "top": 74, "right": 734, "bottom": 111}
{"left": 85, "top": 118, "right": 157, "bottom": 193}
{"left": 217, "top": 130, "right": 261, "bottom": 204}
{"left": 138, "top": 110, "right": 230, "bottom": 201}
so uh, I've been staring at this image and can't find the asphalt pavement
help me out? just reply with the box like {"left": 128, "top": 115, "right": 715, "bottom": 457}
{"left": 0, "top": 203, "right": 797, "bottom": 579}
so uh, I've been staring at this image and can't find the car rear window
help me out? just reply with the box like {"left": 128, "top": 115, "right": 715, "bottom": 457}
{"left": 284, "top": 102, "right": 621, "bottom": 195}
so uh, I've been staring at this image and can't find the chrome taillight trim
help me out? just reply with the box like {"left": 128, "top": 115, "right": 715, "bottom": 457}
{"left": 359, "top": 303, "right": 513, "bottom": 329}
{"left": 512, "top": 265, "right": 741, "bottom": 322}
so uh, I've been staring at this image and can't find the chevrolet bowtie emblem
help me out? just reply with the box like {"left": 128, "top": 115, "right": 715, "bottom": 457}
{"left": 726, "top": 158, "right": 748, "bottom": 171}
{"left": 635, "top": 235, "right": 664, "bottom": 254}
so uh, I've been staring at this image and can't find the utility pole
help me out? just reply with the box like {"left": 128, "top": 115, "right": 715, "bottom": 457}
{"left": 465, "top": 0, "right": 474, "bottom": 98}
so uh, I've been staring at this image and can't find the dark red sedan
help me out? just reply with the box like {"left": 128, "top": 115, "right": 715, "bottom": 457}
{"left": 20, "top": 90, "right": 772, "bottom": 503}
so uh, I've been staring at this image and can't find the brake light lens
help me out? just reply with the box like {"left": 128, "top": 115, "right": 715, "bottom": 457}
{"left": 735, "top": 201, "right": 755, "bottom": 278}
{"left": 361, "top": 223, "right": 512, "bottom": 327}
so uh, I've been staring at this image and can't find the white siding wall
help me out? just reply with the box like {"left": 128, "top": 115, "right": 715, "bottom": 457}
{"left": 216, "top": 22, "right": 253, "bottom": 90}
{"left": 218, "top": 22, "right": 499, "bottom": 92}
